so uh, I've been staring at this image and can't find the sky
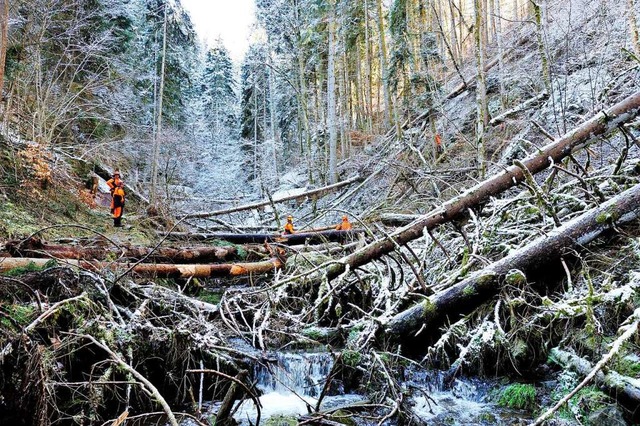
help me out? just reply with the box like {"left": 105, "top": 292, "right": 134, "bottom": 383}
{"left": 180, "top": 0, "right": 256, "bottom": 63}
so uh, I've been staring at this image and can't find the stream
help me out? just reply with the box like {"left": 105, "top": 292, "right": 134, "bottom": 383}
{"left": 204, "top": 350, "right": 534, "bottom": 425}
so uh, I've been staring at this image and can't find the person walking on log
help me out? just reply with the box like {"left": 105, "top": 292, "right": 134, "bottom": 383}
{"left": 283, "top": 215, "right": 295, "bottom": 234}
{"left": 335, "top": 215, "right": 352, "bottom": 230}
{"left": 106, "top": 170, "right": 122, "bottom": 195}
{"left": 111, "top": 181, "right": 125, "bottom": 227}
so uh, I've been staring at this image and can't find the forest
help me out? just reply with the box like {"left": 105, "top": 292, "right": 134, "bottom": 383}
{"left": 0, "top": 0, "right": 640, "bottom": 425}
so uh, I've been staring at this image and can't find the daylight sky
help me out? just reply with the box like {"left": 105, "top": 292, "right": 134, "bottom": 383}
{"left": 181, "top": 0, "right": 256, "bottom": 63}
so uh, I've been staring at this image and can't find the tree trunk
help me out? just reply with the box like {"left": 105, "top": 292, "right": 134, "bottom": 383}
{"left": 474, "top": 0, "right": 488, "bottom": 178}
{"left": 156, "top": 229, "right": 360, "bottom": 245}
{"left": 150, "top": 2, "right": 168, "bottom": 206}
{"left": 327, "top": 0, "right": 338, "bottom": 184}
{"left": 0, "top": 0, "right": 8, "bottom": 98}
{"left": 323, "top": 91, "right": 640, "bottom": 282}
{"left": 4, "top": 239, "right": 238, "bottom": 263}
{"left": 549, "top": 348, "right": 640, "bottom": 409}
{"left": 383, "top": 182, "right": 640, "bottom": 344}
{"left": 184, "top": 175, "right": 361, "bottom": 219}
{"left": 629, "top": 0, "right": 640, "bottom": 57}
{"left": 0, "top": 257, "right": 284, "bottom": 279}
{"left": 376, "top": 0, "right": 392, "bottom": 127}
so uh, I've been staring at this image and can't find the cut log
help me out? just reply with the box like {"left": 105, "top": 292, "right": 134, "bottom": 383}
{"left": 323, "top": 91, "right": 640, "bottom": 282}
{"left": 0, "top": 257, "right": 284, "bottom": 279}
{"left": 548, "top": 347, "right": 640, "bottom": 410}
{"left": 156, "top": 229, "right": 360, "bottom": 245}
{"left": 4, "top": 239, "right": 237, "bottom": 263}
{"left": 382, "top": 182, "right": 640, "bottom": 345}
{"left": 183, "top": 175, "right": 362, "bottom": 219}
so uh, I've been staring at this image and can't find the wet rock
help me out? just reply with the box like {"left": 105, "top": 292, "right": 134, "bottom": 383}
{"left": 586, "top": 406, "right": 626, "bottom": 426}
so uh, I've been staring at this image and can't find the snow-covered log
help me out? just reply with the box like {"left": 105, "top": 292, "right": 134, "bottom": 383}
{"left": 489, "top": 91, "right": 549, "bottom": 126}
{"left": 548, "top": 347, "right": 640, "bottom": 408}
{"left": 0, "top": 257, "right": 284, "bottom": 279}
{"left": 325, "top": 91, "right": 640, "bottom": 282}
{"left": 156, "top": 229, "right": 360, "bottom": 245}
{"left": 183, "top": 175, "right": 362, "bottom": 219}
{"left": 383, "top": 182, "right": 640, "bottom": 344}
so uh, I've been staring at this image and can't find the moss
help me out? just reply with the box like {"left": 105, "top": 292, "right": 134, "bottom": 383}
{"left": 595, "top": 208, "right": 620, "bottom": 225}
{"left": 422, "top": 299, "right": 436, "bottom": 317}
{"left": 1, "top": 304, "right": 36, "bottom": 327}
{"left": 265, "top": 415, "right": 297, "bottom": 426}
{"left": 476, "top": 271, "right": 497, "bottom": 286}
{"left": 342, "top": 350, "right": 362, "bottom": 367}
{"left": 496, "top": 383, "right": 537, "bottom": 410}
{"left": 615, "top": 355, "right": 640, "bottom": 377}
{"left": 462, "top": 285, "right": 476, "bottom": 297}
{"left": 2, "top": 259, "right": 57, "bottom": 276}
{"left": 197, "top": 290, "right": 221, "bottom": 305}
{"left": 505, "top": 269, "right": 527, "bottom": 286}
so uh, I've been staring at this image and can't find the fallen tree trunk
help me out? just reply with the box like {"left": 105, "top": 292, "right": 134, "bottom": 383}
{"left": 0, "top": 257, "right": 284, "bottom": 279}
{"left": 378, "top": 213, "right": 421, "bottom": 227}
{"left": 4, "top": 239, "right": 238, "bottom": 263}
{"left": 383, "top": 182, "right": 640, "bottom": 345}
{"left": 157, "top": 229, "right": 360, "bottom": 245}
{"left": 324, "top": 91, "right": 640, "bottom": 282}
{"left": 548, "top": 347, "right": 640, "bottom": 410}
{"left": 183, "top": 175, "right": 362, "bottom": 219}
{"left": 489, "top": 91, "right": 549, "bottom": 126}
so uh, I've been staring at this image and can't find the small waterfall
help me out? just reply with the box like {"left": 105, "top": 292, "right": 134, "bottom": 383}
{"left": 233, "top": 351, "right": 364, "bottom": 425}
{"left": 253, "top": 352, "right": 334, "bottom": 398}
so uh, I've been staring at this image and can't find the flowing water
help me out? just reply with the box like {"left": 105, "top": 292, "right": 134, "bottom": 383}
{"left": 232, "top": 351, "right": 364, "bottom": 425}
{"left": 204, "top": 350, "right": 533, "bottom": 425}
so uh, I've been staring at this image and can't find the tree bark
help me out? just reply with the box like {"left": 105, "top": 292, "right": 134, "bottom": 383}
{"left": 4, "top": 239, "right": 238, "bottom": 263}
{"left": 324, "top": 91, "right": 640, "bottom": 282}
{"left": 0, "top": 0, "right": 8, "bottom": 97}
{"left": 327, "top": 0, "right": 338, "bottom": 184}
{"left": 156, "top": 229, "right": 360, "bottom": 245}
{"left": 383, "top": 182, "right": 640, "bottom": 344}
{"left": 183, "top": 175, "right": 362, "bottom": 219}
{"left": 548, "top": 347, "right": 640, "bottom": 410}
{"left": 0, "top": 257, "right": 284, "bottom": 279}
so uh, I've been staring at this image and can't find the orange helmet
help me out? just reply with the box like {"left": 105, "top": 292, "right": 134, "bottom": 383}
{"left": 342, "top": 215, "right": 348, "bottom": 220}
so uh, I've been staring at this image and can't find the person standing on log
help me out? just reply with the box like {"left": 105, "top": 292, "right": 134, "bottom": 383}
{"left": 111, "top": 181, "right": 125, "bottom": 227}
{"left": 106, "top": 170, "right": 122, "bottom": 195}
{"left": 335, "top": 215, "right": 352, "bottom": 230}
{"left": 283, "top": 215, "right": 295, "bottom": 234}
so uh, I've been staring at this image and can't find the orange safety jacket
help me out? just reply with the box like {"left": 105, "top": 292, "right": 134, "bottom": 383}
{"left": 106, "top": 176, "right": 122, "bottom": 194}
{"left": 111, "top": 187, "right": 125, "bottom": 218}
{"left": 336, "top": 219, "right": 352, "bottom": 230}
{"left": 283, "top": 222, "right": 295, "bottom": 234}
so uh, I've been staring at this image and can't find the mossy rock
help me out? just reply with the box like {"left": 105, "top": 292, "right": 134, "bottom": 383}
{"left": 496, "top": 383, "right": 537, "bottom": 410}
{"left": 265, "top": 415, "right": 297, "bottom": 426}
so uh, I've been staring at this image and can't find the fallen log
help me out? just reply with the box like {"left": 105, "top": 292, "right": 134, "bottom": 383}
{"left": 489, "top": 91, "right": 549, "bottom": 126}
{"left": 183, "top": 175, "right": 362, "bottom": 219}
{"left": 378, "top": 213, "right": 421, "bottom": 227}
{"left": 0, "top": 257, "right": 284, "bottom": 279}
{"left": 382, "top": 182, "right": 640, "bottom": 345}
{"left": 4, "top": 239, "right": 238, "bottom": 263}
{"left": 547, "top": 347, "right": 640, "bottom": 411}
{"left": 323, "top": 91, "right": 640, "bottom": 282}
{"left": 157, "top": 229, "right": 360, "bottom": 245}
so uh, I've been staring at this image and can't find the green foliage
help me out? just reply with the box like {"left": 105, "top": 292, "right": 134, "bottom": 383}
{"left": 496, "top": 383, "right": 537, "bottom": 410}
{"left": 1, "top": 304, "right": 36, "bottom": 328}
{"left": 342, "top": 350, "right": 362, "bottom": 367}
{"left": 198, "top": 290, "right": 222, "bottom": 305}
{"left": 264, "top": 415, "right": 297, "bottom": 426}
{"left": 2, "top": 260, "right": 58, "bottom": 276}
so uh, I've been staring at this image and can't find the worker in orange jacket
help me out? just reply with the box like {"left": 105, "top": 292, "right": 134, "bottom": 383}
{"left": 435, "top": 134, "right": 443, "bottom": 157}
{"left": 283, "top": 215, "right": 295, "bottom": 234}
{"left": 106, "top": 170, "right": 122, "bottom": 195}
{"left": 335, "top": 215, "right": 352, "bottom": 230}
{"left": 111, "top": 181, "right": 125, "bottom": 227}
